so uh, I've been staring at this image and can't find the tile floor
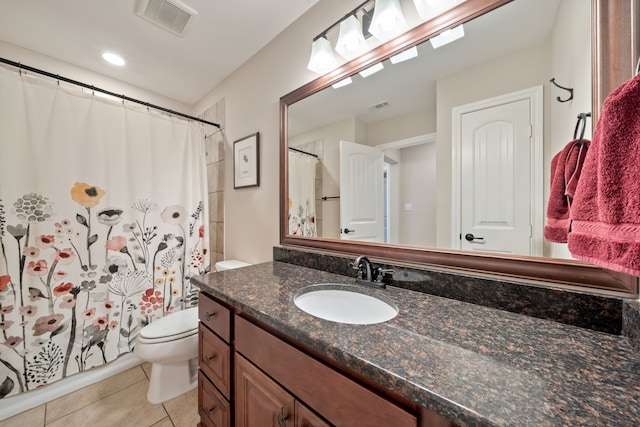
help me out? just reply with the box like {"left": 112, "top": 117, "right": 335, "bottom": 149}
{"left": 0, "top": 363, "right": 199, "bottom": 427}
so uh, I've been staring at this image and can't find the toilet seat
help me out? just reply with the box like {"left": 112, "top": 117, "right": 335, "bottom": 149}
{"left": 139, "top": 306, "right": 199, "bottom": 343}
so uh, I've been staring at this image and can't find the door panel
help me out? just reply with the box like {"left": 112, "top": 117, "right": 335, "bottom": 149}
{"left": 460, "top": 98, "right": 532, "bottom": 255}
{"left": 235, "top": 354, "right": 295, "bottom": 427}
{"left": 339, "top": 140, "right": 384, "bottom": 242}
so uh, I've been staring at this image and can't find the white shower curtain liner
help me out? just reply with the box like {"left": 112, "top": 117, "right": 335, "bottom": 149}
{"left": 288, "top": 150, "right": 318, "bottom": 237}
{"left": 0, "top": 67, "right": 209, "bottom": 399}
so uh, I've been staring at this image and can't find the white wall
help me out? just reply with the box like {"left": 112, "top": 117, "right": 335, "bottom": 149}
{"left": 398, "top": 143, "right": 437, "bottom": 246}
{"left": 546, "top": 0, "right": 591, "bottom": 259}
{"left": 367, "top": 107, "right": 436, "bottom": 146}
{"left": 190, "top": 0, "right": 586, "bottom": 261}
{"left": 192, "top": 0, "right": 356, "bottom": 263}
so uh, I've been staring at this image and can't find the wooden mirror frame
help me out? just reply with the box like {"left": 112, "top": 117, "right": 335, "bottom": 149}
{"left": 280, "top": 0, "right": 640, "bottom": 294}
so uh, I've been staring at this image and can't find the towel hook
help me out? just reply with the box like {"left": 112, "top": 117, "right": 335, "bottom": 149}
{"left": 550, "top": 78, "right": 574, "bottom": 102}
{"left": 573, "top": 112, "right": 591, "bottom": 146}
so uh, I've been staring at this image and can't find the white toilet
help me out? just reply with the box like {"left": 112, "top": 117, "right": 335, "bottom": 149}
{"left": 214, "top": 259, "right": 251, "bottom": 271}
{"left": 135, "top": 259, "right": 250, "bottom": 403}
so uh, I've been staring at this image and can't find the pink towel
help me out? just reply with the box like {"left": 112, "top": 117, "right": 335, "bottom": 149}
{"left": 544, "top": 139, "right": 590, "bottom": 243}
{"left": 568, "top": 73, "right": 640, "bottom": 276}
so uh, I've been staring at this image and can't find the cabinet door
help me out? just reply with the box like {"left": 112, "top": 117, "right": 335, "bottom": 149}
{"left": 296, "top": 402, "right": 332, "bottom": 427}
{"left": 236, "top": 354, "right": 295, "bottom": 427}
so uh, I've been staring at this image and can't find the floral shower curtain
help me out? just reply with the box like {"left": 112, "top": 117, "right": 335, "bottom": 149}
{"left": 288, "top": 150, "right": 318, "bottom": 237}
{"left": 0, "top": 67, "right": 209, "bottom": 399}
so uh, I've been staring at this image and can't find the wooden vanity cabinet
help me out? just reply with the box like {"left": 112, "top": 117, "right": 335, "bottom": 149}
{"left": 198, "top": 291, "right": 457, "bottom": 427}
{"left": 235, "top": 352, "right": 331, "bottom": 426}
{"left": 235, "top": 316, "right": 416, "bottom": 427}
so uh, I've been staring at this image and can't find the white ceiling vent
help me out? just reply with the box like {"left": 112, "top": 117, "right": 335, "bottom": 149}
{"left": 368, "top": 101, "right": 390, "bottom": 111}
{"left": 135, "top": 0, "right": 198, "bottom": 36}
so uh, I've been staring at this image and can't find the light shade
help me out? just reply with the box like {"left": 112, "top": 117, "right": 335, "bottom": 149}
{"left": 359, "top": 62, "right": 384, "bottom": 78}
{"left": 430, "top": 25, "right": 465, "bottom": 49}
{"left": 332, "top": 77, "right": 353, "bottom": 89}
{"left": 307, "top": 37, "right": 339, "bottom": 74}
{"left": 369, "top": 0, "right": 408, "bottom": 42}
{"left": 390, "top": 46, "right": 418, "bottom": 64}
{"left": 335, "top": 15, "right": 368, "bottom": 60}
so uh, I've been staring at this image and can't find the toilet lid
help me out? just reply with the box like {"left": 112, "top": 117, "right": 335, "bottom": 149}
{"left": 215, "top": 260, "right": 250, "bottom": 271}
{"left": 139, "top": 306, "right": 199, "bottom": 340}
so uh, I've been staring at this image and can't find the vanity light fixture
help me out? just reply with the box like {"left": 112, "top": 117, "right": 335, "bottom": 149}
{"left": 306, "top": 0, "right": 417, "bottom": 75}
{"left": 307, "top": 37, "right": 339, "bottom": 74}
{"left": 430, "top": 25, "right": 465, "bottom": 48}
{"left": 369, "top": 0, "right": 408, "bottom": 42}
{"left": 307, "top": 0, "right": 375, "bottom": 74}
{"left": 102, "top": 52, "right": 126, "bottom": 66}
{"left": 359, "top": 62, "right": 384, "bottom": 78}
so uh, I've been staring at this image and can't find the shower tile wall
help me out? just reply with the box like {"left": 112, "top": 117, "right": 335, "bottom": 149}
{"left": 202, "top": 98, "right": 225, "bottom": 265}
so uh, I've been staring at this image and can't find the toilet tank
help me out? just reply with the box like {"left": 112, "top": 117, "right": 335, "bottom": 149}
{"left": 214, "top": 260, "right": 250, "bottom": 271}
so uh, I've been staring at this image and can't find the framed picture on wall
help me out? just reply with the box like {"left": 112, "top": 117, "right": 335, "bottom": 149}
{"left": 233, "top": 132, "right": 260, "bottom": 189}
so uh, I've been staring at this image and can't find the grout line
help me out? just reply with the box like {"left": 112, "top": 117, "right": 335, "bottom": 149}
{"left": 161, "top": 405, "right": 176, "bottom": 427}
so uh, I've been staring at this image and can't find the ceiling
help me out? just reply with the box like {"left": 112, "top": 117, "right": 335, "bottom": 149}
{"left": 0, "top": 0, "right": 319, "bottom": 105}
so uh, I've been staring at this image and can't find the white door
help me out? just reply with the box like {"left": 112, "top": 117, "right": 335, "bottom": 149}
{"left": 339, "top": 140, "right": 384, "bottom": 242}
{"left": 459, "top": 98, "right": 533, "bottom": 255}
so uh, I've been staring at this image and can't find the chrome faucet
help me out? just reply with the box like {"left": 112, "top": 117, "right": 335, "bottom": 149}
{"left": 351, "top": 256, "right": 394, "bottom": 288}
{"left": 352, "top": 256, "right": 373, "bottom": 282}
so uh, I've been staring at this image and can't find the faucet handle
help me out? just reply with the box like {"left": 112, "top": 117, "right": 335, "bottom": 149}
{"left": 375, "top": 268, "right": 394, "bottom": 282}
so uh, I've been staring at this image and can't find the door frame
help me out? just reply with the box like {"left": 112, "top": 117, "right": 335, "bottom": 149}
{"left": 451, "top": 86, "right": 543, "bottom": 256}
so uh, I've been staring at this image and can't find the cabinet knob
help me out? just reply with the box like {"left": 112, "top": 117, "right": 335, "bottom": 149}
{"left": 203, "top": 353, "right": 217, "bottom": 365}
{"left": 278, "top": 413, "right": 288, "bottom": 427}
{"left": 204, "top": 406, "right": 216, "bottom": 417}
{"left": 204, "top": 311, "right": 216, "bottom": 321}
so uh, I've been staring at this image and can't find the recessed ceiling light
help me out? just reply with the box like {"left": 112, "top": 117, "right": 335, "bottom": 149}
{"left": 102, "top": 52, "right": 126, "bottom": 66}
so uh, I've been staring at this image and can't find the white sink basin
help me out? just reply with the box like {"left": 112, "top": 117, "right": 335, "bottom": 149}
{"left": 294, "top": 284, "right": 398, "bottom": 325}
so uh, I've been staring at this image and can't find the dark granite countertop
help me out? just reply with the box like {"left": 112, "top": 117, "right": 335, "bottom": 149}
{"left": 192, "top": 262, "right": 640, "bottom": 427}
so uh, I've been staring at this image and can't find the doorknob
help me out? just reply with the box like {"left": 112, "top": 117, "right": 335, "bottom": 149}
{"left": 464, "top": 233, "right": 484, "bottom": 242}
{"left": 342, "top": 228, "right": 355, "bottom": 234}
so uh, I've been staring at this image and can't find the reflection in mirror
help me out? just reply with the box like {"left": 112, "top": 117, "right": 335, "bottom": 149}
{"left": 288, "top": 0, "right": 589, "bottom": 259}
{"left": 281, "top": 0, "right": 639, "bottom": 294}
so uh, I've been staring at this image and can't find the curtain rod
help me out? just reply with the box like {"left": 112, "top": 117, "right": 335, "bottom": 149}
{"left": 288, "top": 146, "right": 319, "bottom": 158}
{"left": 0, "top": 56, "right": 221, "bottom": 129}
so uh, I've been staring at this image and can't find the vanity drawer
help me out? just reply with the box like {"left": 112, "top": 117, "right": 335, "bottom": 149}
{"left": 199, "top": 323, "right": 231, "bottom": 399}
{"left": 235, "top": 316, "right": 417, "bottom": 427}
{"left": 199, "top": 371, "right": 230, "bottom": 427}
{"left": 199, "top": 292, "right": 231, "bottom": 342}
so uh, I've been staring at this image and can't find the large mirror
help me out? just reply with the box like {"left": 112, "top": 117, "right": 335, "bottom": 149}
{"left": 280, "top": 0, "right": 639, "bottom": 293}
